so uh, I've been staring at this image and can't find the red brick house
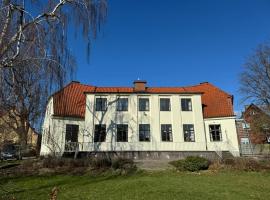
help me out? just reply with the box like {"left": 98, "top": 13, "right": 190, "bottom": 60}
{"left": 237, "top": 104, "right": 270, "bottom": 144}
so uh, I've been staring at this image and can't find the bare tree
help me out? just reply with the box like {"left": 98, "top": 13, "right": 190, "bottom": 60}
{"left": 0, "top": 0, "right": 107, "bottom": 146}
{"left": 240, "top": 43, "right": 270, "bottom": 142}
{"left": 240, "top": 43, "right": 270, "bottom": 106}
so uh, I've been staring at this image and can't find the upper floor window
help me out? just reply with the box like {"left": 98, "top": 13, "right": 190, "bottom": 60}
{"left": 183, "top": 124, "right": 195, "bottom": 142}
{"left": 139, "top": 98, "right": 150, "bottom": 111}
{"left": 139, "top": 124, "right": 150, "bottom": 141}
{"left": 160, "top": 98, "right": 171, "bottom": 111}
{"left": 116, "top": 98, "right": 128, "bottom": 111}
{"left": 181, "top": 98, "right": 192, "bottom": 111}
{"left": 161, "top": 124, "right": 173, "bottom": 142}
{"left": 95, "top": 98, "right": 107, "bottom": 111}
{"left": 94, "top": 124, "right": 106, "bottom": 142}
{"left": 117, "top": 124, "right": 128, "bottom": 142}
{"left": 209, "top": 124, "right": 222, "bottom": 141}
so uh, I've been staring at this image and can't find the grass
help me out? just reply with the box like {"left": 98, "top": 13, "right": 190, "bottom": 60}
{"left": 1, "top": 171, "right": 270, "bottom": 200}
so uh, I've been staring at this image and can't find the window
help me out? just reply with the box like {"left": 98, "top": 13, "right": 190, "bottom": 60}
{"left": 183, "top": 124, "right": 195, "bottom": 142}
{"left": 116, "top": 98, "right": 128, "bottom": 111}
{"left": 160, "top": 98, "right": 171, "bottom": 111}
{"left": 65, "top": 124, "right": 79, "bottom": 143}
{"left": 181, "top": 98, "right": 192, "bottom": 111}
{"left": 139, "top": 98, "right": 150, "bottom": 111}
{"left": 95, "top": 98, "right": 107, "bottom": 111}
{"left": 161, "top": 124, "right": 173, "bottom": 141}
{"left": 242, "top": 122, "right": 250, "bottom": 129}
{"left": 209, "top": 124, "right": 222, "bottom": 141}
{"left": 117, "top": 124, "right": 128, "bottom": 142}
{"left": 94, "top": 124, "right": 106, "bottom": 142}
{"left": 139, "top": 124, "right": 150, "bottom": 141}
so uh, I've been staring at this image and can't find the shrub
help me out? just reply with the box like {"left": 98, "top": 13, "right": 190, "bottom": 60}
{"left": 112, "top": 158, "right": 136, "bottom": 170}
{"left": 169, "top": 156, "right": 210, "bottom": 172}
{"left": 90, "top": 157, "right": 112, "bottom": 169}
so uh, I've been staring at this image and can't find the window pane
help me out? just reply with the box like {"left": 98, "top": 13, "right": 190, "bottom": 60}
{"left": 139, "top": 98, "right": 149, "bottom": 111}
{"left": 209, "top": 124, "right": 222, "bottom": 141}
{"left": 160, "top": 98, "right": 171, "bottom": 111}
{"left": 161, "top": 124, "right": 173, "bottom": 141}
{"left": 95, "top": 98, "right": 107, "bottom": 111}
{"left": 94, "top": 124, "right": 106, "bottom": 142}
{"left": 117, "top": 98, "right": 128, "bottom": 111}
{"left": 183, "top": 124, "right": 195, "bottom": 142}
{"left": 117, "top": 124, "right": 128, "bottom": 142}
{"left": 139, "top": 124, "right": 150, "bottom": 141}
{"left": 181, "top": 98, "right": 192, "bottom": 111}
{"left": 65, "top": 124, "right": 79, "bottom": 142}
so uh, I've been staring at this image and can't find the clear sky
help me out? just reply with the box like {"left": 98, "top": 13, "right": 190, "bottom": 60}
{"left": 69, "top": 0, "right": 270, "bottom": 112}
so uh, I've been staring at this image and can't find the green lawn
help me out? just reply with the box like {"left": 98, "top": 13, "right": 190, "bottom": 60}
{"left": 1, "top": 171, "right": 270, "bottom": 200}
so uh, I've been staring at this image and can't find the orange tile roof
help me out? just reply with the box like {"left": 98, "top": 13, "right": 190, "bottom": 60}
{"left": 52, "top": 81, "right": 234, "bottom": 119}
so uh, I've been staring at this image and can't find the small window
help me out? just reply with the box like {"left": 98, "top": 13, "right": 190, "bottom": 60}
{"left": 181, "top": 98, "right": 192, "bottom": 111}
{"left": 139, "top": 98, "right": 150, "bottom": 111}
{"left": 116, "top": 98, "right": 128, "bottom": 111}
{"left": 161, "top": 124, "right": 173, "bottom": 141}
{"left": 160, "top": 98, "right": 171, "bottom": 111}
{"left": 183, "top": 124, "right": 195, "bottom": 142}
{"left": 65, "top": 124, "right": 79, "bottom": 143}
{"left": 242, "top": 122, "right": 250, "bottom": 129}
{"left": 117, "top": 124, "right": 128, "bottom": 142}
{"left": 139, "top": 124, "right": 150, "bottom": 141}
{"left": 95, "top": 98, "right": 107, "bottom": 111}
{"left": 209, "top": 124, "right": 222, "bottom": 141}
{"left": 94, "top": 124, "right": 106, "bottom": 142}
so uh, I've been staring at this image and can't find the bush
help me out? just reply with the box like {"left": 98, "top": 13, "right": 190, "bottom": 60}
{"left": 112, "top": 158, "right": 136, "bottom": 170}
{"left": 222, "top": 157, "right": 270, "bottom": 171}
{"left": 90, "top": 157, "right": 112, "bottom": 169}
{"left": 169, "top": 156, "right": 210, "bottom": 172}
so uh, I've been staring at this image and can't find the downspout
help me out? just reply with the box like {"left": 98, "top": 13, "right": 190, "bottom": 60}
{"left": 203, "top": 113, "right": 208, "bottom": 151}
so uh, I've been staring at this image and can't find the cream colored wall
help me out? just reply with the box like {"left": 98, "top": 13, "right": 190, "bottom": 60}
{"left": 83, "top": 93, "right": 207, "bottom": 152}
{"left": 40, "top": 93, "right": 240, "bottom": 157}
{"left": 204, "top": 117, "right": 240, "bottom": 156}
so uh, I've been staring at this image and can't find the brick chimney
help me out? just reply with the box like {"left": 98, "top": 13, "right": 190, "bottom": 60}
{"left": 133, "top": 80, "right": 147, "bottom": 92}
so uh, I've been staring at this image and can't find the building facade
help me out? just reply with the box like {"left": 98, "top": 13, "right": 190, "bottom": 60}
{"left": 40, "top": 81, "right": 240, "bottom": 158}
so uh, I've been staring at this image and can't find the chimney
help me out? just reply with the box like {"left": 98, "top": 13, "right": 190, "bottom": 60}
{"left": 133, "top": 80, "right": 147, "bottom": 92}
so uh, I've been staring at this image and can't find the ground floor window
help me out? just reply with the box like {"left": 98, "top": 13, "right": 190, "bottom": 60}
{"left": 161, "top": 124, "right": 173, "bottom": 141}
{"left": 139, "top": 124, "right": 150, "bottom": 141}
{"left": 209, "top": 124, "right": 222, "bottom": 141}
{"left": 65, "top": 124, "right": 79, "bottom": 142}
{"left": 183, "top": 124, "right": 195, "bottom": 142}
{"left": 117, "top": 124, "right": 128, "bottom": 142}
{"left": 94, "top": 124, "right": 106, "bottom": 142}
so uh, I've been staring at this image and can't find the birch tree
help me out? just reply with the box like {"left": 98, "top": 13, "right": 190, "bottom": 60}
{"left": 0, "top": 0, "right": 107, "bottom": 146}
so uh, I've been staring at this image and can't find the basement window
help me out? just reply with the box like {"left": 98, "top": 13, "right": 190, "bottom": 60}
{"left": 183, "top": 124, "right": 195, "bottom": 142}
{"left": 94, "top": 124, "right": 106, "bottom": 142}
{"left": 209, "top": 124, "right": 222, "bottom": 141}
{"left": 181, "top": 98, "right": 192, "bottom": 111}
{"left": 117, "top": 124, "right": 128, "bottom": 142}
{"left": 139, "top": 124, "right": 150, "bottom": 141}
{"left": 161, "top": 124, "right": 173, "bottom": 142}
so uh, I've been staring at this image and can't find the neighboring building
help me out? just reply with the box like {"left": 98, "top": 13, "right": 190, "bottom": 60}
{"left": 0, "top": 110, "right": 39, "bottom": 149}
{"left": 40, "top": 81, "right": 240, "bottom": 158}
{"left": 237, "top": 104, "right": 270, "bottom": 145}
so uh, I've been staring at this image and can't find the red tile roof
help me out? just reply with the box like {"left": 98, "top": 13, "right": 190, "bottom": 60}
{"left": 52, "top": 81, "right": 234, "bottom": 119}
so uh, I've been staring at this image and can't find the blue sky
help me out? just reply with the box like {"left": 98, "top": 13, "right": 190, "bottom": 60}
{"left": 69, "top": 0, "right": 270, "bottom": 112}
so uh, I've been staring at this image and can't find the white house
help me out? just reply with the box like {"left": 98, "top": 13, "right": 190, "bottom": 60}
{"left": 40, "top": 80, "right": 240, "bottom": 159}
